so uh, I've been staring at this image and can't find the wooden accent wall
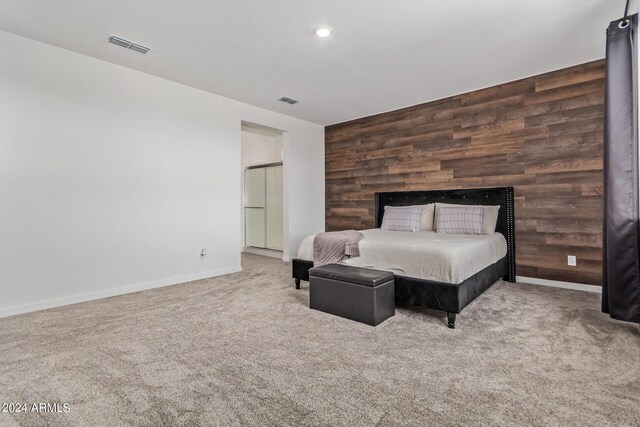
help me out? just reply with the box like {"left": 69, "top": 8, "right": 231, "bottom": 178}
{"left": 325, "top": 60, "right": 605, "bottom": 286}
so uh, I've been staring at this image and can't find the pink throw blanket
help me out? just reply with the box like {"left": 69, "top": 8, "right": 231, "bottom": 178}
{"left": 313, "top": 230, "right": 364, "bottom": 266}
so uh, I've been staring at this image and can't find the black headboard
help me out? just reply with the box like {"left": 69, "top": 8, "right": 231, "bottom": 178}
{"left": 374, "top": 187, "right": 516, "bottom": 282}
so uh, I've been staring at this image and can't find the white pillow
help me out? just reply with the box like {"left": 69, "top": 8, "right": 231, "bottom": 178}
{"left": 419, "top": 204, "right": 435, "bottom": 231}
{"left": 381, "top": 205, "right": 423, "bottom": 232}
{"left": 435, "top": 203, "right": 500, "bottom": 234}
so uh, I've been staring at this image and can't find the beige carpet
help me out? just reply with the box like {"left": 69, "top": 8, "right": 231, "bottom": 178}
{"left": 1, "top": 254, "right": 639, "bottom": 426}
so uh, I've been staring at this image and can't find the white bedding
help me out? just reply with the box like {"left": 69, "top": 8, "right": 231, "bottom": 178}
{"left": 297, "top": 229, "right": 507, "bottom": 284}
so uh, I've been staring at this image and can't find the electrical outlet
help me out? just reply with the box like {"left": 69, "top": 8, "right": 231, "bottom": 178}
{"left": 201, "top": 248, "right": 207, "bottom": 257}
{"left": 567, "top": 255, "right": 576, "bottom": 266}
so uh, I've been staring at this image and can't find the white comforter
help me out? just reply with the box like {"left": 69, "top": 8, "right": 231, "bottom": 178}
{"left": 297, "top": 229, "right": 507, "bottom": 284}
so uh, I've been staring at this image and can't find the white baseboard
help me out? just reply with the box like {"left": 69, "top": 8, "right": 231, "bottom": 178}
{"left": 0, "top": 266, "right": 242, "bottom": 319}
{"left": 242, "top": 246, "right": 285, "bottom": 260}
{"left": 516, "top": 275, "right": 602, "bottom": 294}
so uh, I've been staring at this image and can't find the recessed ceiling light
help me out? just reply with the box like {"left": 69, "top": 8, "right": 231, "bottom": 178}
{"left": 314, "top": 27, "right": 332, "bottom": 38}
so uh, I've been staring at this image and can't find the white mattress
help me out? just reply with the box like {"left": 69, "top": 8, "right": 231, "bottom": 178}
{"left": 297, "top": 229, "right": 507, "bottom": 284}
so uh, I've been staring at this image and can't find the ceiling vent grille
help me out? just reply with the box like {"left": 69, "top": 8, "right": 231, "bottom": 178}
{"left": 108, "top": 35, "right": 151, "bottom": 54}
{"left": 279, "top": 97, "right": 299, "bottom": 105}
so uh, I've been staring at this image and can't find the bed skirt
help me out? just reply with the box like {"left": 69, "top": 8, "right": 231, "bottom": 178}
{"left": 394, "top": 256, "right": 507, "bottom": 314}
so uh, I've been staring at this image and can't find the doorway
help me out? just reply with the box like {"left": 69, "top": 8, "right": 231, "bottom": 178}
{"left": 241, "top": 122, "right": 285, "bottom": 259}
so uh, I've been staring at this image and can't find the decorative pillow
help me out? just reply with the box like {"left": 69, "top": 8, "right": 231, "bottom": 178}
{"left": 435, "top": 203, "right": 500, "bottom": 234}
{"left": 382, "top": 204, "right": 435, "bottom": 231}
{"left": 381, "top": 205, "right": 423, "bottom": 232}
{"left": 435, "top": 206, "right": 484, "bottom": 235}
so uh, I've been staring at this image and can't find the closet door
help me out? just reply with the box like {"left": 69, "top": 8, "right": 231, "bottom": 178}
{"left": 244, "top": 168, "right": 266, "bottom": 208}
{"left": 245, "top": 208, "right": 266, "bottom": 248}
{"left": 244, "top": 168, "right": 266, "bottom": 248}
{"left": 266, "top": 165, "right": 283, "bottom": 250}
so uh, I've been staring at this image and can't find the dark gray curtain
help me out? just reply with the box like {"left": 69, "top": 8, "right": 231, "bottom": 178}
{"left": 603, "top": 13, "right": 640, "bottom": 323}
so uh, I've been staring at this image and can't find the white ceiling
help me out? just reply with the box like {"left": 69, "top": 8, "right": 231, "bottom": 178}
{"left": 0, "top": 0, "right": 627, "bottom": 125}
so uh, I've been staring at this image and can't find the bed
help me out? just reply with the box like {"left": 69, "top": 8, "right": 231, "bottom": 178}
{"left": 292, "top": 187, "right": 516, "bottom": 327}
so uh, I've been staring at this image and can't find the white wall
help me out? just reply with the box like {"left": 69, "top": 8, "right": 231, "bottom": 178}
{"left": 0, "top": 30, "right": 324, "bottom": 317}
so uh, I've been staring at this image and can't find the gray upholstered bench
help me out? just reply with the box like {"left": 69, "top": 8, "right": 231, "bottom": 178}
{"left": 308, "top": 264, "right": 395, "bottom": 326}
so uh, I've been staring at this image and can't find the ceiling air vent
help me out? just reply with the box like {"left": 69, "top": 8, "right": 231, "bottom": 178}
{"left": 108, "top": 35, "right": 151, "bottom": 54}
{"left": 279, "top": 97, "right": 299, "bottom": 105}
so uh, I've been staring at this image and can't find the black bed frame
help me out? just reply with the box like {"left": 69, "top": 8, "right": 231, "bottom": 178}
{"left": 292, "top": 187, "right": 516, "bottom": 328}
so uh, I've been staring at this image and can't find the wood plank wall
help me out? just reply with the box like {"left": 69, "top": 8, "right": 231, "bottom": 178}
{"left": 325, "top": 60, "right": 605, "bottom": 285}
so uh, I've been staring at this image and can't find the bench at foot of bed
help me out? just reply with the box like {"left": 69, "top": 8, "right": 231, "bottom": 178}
{"left": 308, "top": 264, "right": 395, "bottom": 326}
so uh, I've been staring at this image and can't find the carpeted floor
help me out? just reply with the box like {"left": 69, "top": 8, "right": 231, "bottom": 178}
{"left": 1, "top": 254, "right": 639, "bottom": 426}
